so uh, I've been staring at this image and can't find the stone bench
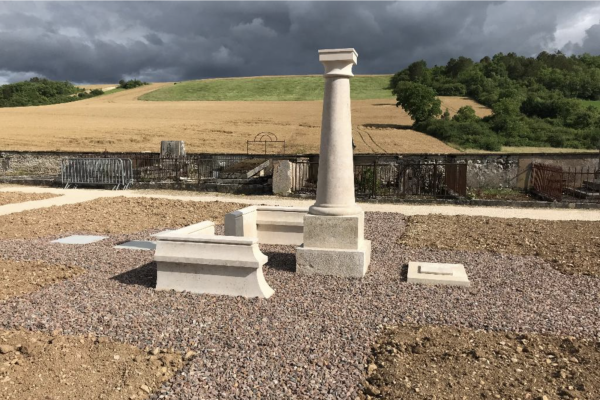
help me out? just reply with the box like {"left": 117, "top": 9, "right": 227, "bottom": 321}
{"left": 153, "top": 221, "right": 274, "bottom": 298}
{"left": 224, "top": 205, "right": 308, "bottom": 246}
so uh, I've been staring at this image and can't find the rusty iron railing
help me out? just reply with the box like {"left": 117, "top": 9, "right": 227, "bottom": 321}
{"left": 291, "top": 159, "right": 468, "bottom": 199}
{"left": 531, "top": 163, "right": 600, "bottom": 203}
{"left": 531, "top": 163, "right": 564, "bottom": 201}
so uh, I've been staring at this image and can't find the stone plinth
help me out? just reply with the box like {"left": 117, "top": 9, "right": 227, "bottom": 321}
{"left": 296, "top": 240, "right": 371, "bottom": 278}
{"left": 295, "top": 48, "right": 371, "bottom": 278}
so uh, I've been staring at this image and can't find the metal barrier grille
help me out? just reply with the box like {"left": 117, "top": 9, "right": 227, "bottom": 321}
{"left": 531, "top": 163, "right": 564, "bottom": 201}
{"left": 61, "top": 158, "right": 133, "bottom": 190}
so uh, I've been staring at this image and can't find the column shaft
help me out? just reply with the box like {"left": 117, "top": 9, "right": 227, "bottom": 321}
{"left": 309, "top": 77, "right": 360, "bottom": 216}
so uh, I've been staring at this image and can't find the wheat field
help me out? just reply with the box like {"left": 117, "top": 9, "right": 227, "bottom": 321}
{"left": 0, "top": 81, "right": 491, "bottom": 154}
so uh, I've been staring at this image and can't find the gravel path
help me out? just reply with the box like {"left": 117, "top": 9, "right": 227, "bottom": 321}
{"left": 0, "top": 212, "right": 598, "bottom": 399}
{"left": 2, "top": 185, "right": 599, "bottom": 221}
{"left": 0, "top": 191, "right": 59, "bottom": 206}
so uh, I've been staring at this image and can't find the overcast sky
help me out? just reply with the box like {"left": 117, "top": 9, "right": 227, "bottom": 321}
{"left": 2, "top": 1, "right": 600, "bottom": 85}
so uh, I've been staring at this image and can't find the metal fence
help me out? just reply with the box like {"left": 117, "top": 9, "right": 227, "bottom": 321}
{"left": 130, "top": 154, "right": 253, "bottom": 182}
{"left": 531, "top": 163, "right": 600, "bottom": 202}
{"left": 61, "top": 158, "right": 133, "bottom": 189}
{"left": 291, "top": 159, "right": 468, "bottom": 199}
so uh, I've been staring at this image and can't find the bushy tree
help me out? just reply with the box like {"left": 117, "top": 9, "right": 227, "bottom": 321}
{"left": 118, "top": 79, "right": 149, "bottom": 89}
{"left": 394, "top": 81, "right": 442, "bottom": 123}
{"left": 452, "top": 106, "right": 478, "bottom": 123}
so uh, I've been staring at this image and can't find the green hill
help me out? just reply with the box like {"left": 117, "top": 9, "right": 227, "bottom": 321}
{"left": 139, "top": 75, "right": 393, "bottom": 101}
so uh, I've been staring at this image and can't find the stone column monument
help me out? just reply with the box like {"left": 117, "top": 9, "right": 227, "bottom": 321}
{"left": 296, "top": 48, "right": 371, "bottom": 278}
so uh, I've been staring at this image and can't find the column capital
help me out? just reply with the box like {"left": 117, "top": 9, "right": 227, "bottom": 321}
{"left": 318, "top": 48, "right": 358, "bottom": 77}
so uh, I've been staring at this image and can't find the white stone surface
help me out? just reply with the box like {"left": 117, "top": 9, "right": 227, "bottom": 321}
{"left": 309, "top": 48, "right": 361, "bottom": 217}
{"left": 52, "top": 235, "right": 107, "bottom": 245}
{"left": 114, "top": 240, "right": 156, "bottom": 251}
{"left": 303, "top": 213, "right": 364, "bottom": 250}
{"left": 225, "top": 205, "right": 308, "bottom": 246}
{"left": 154, "top": 221, "right": 274, "bottom": 298}
{"left": 295, "top": 48, "right": 371, "bottom": 278}
{"left": 407, "top": 262, "right": 471, "bottom": 287}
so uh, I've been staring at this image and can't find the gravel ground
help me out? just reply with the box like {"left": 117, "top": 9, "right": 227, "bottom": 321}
{"left": 402, "top": 215, "right": 600, "bottom": 277}
{"left": 0, "top": 197, "right": 244, "bottom": 239}
{"left": 0, "top": 192, "right": 59, "bottom": 206}
{"left": 0, "top": 212, "right": 598, "bottom": 399}
{"left": 364, "top": 324, "right": 600, "bottom": 400}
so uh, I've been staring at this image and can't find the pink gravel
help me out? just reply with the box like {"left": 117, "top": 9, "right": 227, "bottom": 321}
{"left": 0, "top": 212, "right": 598, "bottom": 399}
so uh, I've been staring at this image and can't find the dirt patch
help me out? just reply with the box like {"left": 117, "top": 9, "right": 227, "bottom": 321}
{"left": 401, "top": 215, "right": 600, "bottom": 277}
{"left": 0, "top": 192, "right": 60, "bottom": 206}
{"left": 0, "top": 197, "right": 245, "bottom": 239}
{"left": 0, "top": 329, "right": 184, "bottom": 400}
{"left": 363, "top": 324, "right": 600, "bottom": 400}
{"left": 0, "top": 259, "right": 83, "bottom": 301}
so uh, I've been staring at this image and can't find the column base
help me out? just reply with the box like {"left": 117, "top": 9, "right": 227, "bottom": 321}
{"left": 296, "top": 240, "right": 371, "bottom": 278}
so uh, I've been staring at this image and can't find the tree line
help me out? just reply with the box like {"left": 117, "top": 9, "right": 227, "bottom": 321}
{"left": 392, "top": 52, "right": 600, "bottom": 151}
{"left": 0, "top": 78, "right": 148, "bottom": 108}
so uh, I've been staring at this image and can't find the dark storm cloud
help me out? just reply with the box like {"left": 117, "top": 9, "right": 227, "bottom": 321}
{"left": 0, "top": 1, "right": 599, "bottom": 84}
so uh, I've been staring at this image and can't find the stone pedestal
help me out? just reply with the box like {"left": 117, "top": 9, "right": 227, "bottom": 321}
{"left": 296, "top": 48, "right": 371, "bottom": 278}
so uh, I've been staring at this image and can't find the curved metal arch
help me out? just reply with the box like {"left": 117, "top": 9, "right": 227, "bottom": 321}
{"left": 253, "top": 132, "right": 278, "bottom": 142}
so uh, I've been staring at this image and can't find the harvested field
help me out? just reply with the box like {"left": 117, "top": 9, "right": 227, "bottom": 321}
{"left": 0, "top": 329, "right": 184, "bottom": 400}
{"left": 437, "top": 95, "right": 493, "bottom": 118}
{"left": 0, "top": 81, "right": 468, "bottom": 154}
{"left": 0, "top": 192, "right": 60, "bottom": 206}
{"left": 0, "top": 197, "right": 244, "bottom": 239}
{"left": 401, "top": 215, "right": 600, "bottom": 277}
{"left": 78, "top": 83, "right": 117, "bottom": 90}
{"left": 364, "top": 324, "right": 600, "bottom": 400}
{"left": 0, "top": 207, "right": 598, "bottom": 399}
{"left": 0, "top": 259, "right": 83, "bottom": 301}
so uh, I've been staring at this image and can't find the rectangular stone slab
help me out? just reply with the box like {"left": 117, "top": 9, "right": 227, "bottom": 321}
{"left": 51, "top": 235, "right": 108, "bottom": 245}
{"left": 419, "top": 263, "right": 454, "bottom": 276}
{"left": 407, "top": 262, "right": 470, "bottom": 287}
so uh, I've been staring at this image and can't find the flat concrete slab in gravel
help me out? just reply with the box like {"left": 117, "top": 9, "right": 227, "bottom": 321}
{"left": 114, "top": 240, "right": 156, "bottom": 251}
{"left": 52, "top": 235, "right": 108, "bottom": 245}
{"left": 407, "top": 261, "right": 470, "bottom": 287}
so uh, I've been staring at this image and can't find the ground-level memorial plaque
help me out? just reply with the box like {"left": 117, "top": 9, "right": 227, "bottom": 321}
{"left": 407, "top": 261, "right": 471, "bottom": 287}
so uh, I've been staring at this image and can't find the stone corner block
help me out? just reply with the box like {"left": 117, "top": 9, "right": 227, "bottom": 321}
{"left": 295, "top": 240, "right": 371, "bottom": 278}
{"left": 302, "top": 212, "right": 364, "bottom": 250}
